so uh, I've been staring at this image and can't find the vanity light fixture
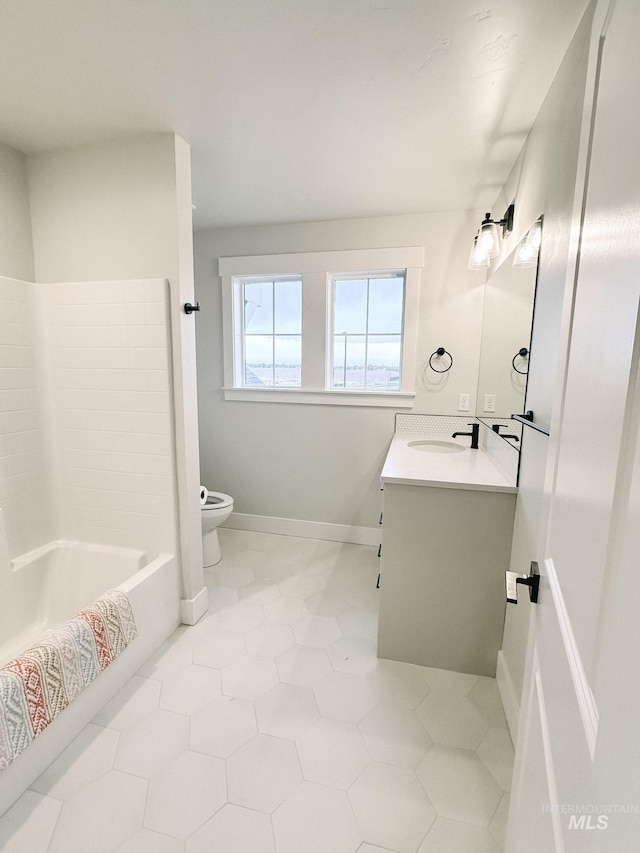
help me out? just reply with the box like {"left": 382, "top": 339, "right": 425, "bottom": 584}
{"left": 513, "top": 219, "right": 542, "bottom": 268}
{"left": 467, "top": 204, "right": 515, "bottom": 269}
{"left": 479, "top": 205, "right": 515, "bottom": 257}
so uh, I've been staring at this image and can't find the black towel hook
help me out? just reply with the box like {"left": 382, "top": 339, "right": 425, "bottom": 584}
{"left": 429, "top": 347, "right": 453, "bottom": 373}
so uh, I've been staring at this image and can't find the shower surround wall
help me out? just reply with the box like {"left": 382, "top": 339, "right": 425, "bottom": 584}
{"left": 0, "top": 276, "right": 178, "bottom": 561}
{"left": 43, "top": 278, "right": 176, "bottom": 554}
{"left": 0, "top": 278, "right": 56, "bottom": 558}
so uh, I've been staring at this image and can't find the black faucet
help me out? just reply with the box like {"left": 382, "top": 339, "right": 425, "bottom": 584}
{"left": 452, "top": 421, "right": 480, "bottom": 449}
{"left": 492, "top": 424, "right": 520, "bottom": 442}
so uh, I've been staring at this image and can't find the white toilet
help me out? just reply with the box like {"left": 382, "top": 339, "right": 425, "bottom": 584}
{"left": 201, "top": 490, "right": 234, "bottom": 567}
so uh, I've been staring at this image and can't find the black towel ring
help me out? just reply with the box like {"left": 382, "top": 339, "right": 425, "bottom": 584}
{"left": 429, "top": 347, "right": 453, "bottom": 373}
{"left": 512, "top": 347, "right": 529, "bottom": 375}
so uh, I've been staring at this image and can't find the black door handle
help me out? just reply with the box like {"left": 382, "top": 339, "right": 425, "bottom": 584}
{"left": 506, "top": 561, "right": 540, "bottom": 604}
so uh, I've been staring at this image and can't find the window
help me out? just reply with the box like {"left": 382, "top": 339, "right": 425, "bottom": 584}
{"left": 220, "top": 247, "right": 423, "bottom": 407}
{"left": 242, "top": 277, "right": 302, "bottom": 387}
{"left": 331, "top": 273, "right": 405, "bottom": 391}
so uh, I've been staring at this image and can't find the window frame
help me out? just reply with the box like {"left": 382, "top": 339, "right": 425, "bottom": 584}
{"left": 220, "top": 247, "right": 423, "bottom": 407}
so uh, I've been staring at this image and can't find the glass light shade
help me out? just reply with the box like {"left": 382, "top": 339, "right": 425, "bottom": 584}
{"left": 513, "top": 242, "right": 538, "bottom": 268}
{"left": 513, "top": 221, "right": 542, "bottom": 268}
{"left": 478, "top": 221, "right": 501, "bottom": 258}
{"left": 467, "top": 235, "right": 490, "bottom": 270}
{"left": 528, "top": 221, "right": 542, "bottom": 248}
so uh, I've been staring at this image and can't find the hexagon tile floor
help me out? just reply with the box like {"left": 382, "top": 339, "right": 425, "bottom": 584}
{"left": 0, "top": 528, "right": 513, "bottom": 853}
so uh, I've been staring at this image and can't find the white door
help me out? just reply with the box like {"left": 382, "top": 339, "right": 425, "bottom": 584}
{"left": 507, "top": 0, "right": 640, "bottom": 850}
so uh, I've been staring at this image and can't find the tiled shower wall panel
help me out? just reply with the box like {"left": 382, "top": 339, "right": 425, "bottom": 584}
{"left": 0, "top": 277, "right": 56, "bottom": 558}
{"left": 43, "top": 279, "right": 177, "bottom": 554}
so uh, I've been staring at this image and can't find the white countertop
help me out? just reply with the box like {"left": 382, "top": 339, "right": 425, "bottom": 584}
{"left": 381, "top": 433, "right": 517, "bottom": 493}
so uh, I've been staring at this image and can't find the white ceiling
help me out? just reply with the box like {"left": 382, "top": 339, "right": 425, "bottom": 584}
{"left": 0, "top": 0, "right": 588, "bottom": 228}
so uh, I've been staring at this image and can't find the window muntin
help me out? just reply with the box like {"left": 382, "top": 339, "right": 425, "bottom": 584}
{"left": 331, "top": 273, "right": 405, "bottom": 391}
{"left": 242, "top": 276, "right": 302, "bottom": 387}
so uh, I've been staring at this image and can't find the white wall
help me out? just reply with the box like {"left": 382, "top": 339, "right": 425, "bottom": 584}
{"left": 170, "top": 136, "right": 204, "bottom": 611}
{"left": 492, "top": 5, "right": 595, "bottom": 724}
{"left": 194, "top": 211, "right": 483, "bottom": 528}
{"left": 0, "top": 142, "right": 34, "bottom": 282}
{"left": 0, "top": 278, "right": 56, "bottom": 559}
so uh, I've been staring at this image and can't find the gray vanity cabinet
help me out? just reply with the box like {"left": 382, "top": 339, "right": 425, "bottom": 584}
{"left": 377, "top": 482, "right": 516, "bottom": 677}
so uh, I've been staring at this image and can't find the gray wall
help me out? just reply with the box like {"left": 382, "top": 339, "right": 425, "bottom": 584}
{"left": 0, "top": 141, "right": 34, "bottom": 280}
{"left": 194, "top": 211, "right": 484, "bottom": 528}
{"left": 27, "top": 135, "right": 180, "bottom": 284}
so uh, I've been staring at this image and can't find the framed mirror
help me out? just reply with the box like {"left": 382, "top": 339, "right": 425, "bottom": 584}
{"left": 476, "top": 218, "right": 542, "bottom": 447}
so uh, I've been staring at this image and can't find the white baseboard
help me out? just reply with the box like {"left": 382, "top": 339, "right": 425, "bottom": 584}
{"left": 496, "top": 650, "right": 520, "bottom": 745}
{"left": 222, "top": 512, "right": 380, "bottom": 547}
{"left": 180, "top": 586, "right": 208, "bottom": 625}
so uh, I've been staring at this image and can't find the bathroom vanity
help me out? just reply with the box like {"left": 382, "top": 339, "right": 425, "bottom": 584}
{"left": 377, "top": 423, "right": 517, "bottom": 677}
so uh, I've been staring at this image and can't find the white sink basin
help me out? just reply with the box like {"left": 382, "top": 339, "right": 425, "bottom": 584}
{"left": 407, "top": 439, "right": 466, "bottom": 454}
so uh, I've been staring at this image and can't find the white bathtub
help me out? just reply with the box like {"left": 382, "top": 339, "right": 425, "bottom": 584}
{"left": 0, "top": 540, "right": 181, "bottom": 815}
{"left": 1, "top": 541, "right": 147, "bottom": 665}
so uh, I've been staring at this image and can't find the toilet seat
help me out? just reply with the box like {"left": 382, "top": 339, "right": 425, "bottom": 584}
{"left": 201, "top": 491, "right": 233, "bottom": 511}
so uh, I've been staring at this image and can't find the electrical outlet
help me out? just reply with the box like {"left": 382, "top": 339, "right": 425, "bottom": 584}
{"left": 483, "top": 394, "right": 496, "bottom": 413}
{"left": 458, "top": 393, "right": 470, "bottom": 412}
